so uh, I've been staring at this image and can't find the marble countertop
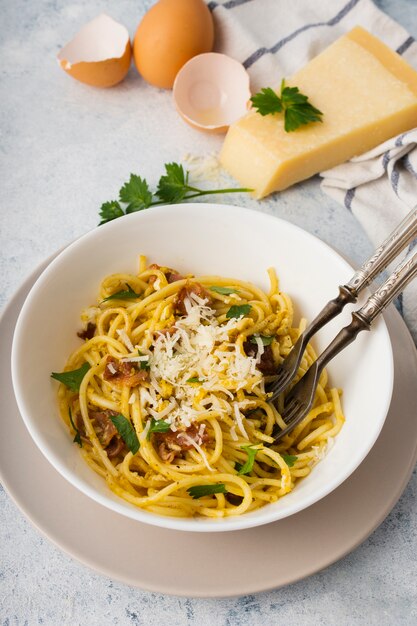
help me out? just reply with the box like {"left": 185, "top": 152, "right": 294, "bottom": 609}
{"left": 1, "top": 1, "right": 416, "bottom": 624}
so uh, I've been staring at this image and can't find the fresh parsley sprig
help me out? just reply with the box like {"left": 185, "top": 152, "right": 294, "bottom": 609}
{"left": 68, "top": 407, "right": 82, "bottom": 447}
{"left": 51, "top": 362, "right": 91, "bottom": 392}
{"left": 250, "top": 79, "right": 323, "bottom": 132}
{"left": 281, "top": 454, "right": 298, "bottom": 467}
{"left": 102, "top": 284, "right": 141, "bottom": 302}
{"left": 187, "top": 484, "right": 227, "bottom": 499}
{"left": 147, "top": 418, "right": 171, "bottom": 439}
{"left": 110, "top": 414, "right": 140, "bottom": 454}
{"left": 226, "top": 304, "right": 252, "bottom": 319}
{"left": 99, "top": 163, "right": 252, "bottom": 225}
{"left": 209, "top": 286, "right": 238, "bottom": 295}
{"left": 235, "top": 445, "right": 260, "bottom": 475}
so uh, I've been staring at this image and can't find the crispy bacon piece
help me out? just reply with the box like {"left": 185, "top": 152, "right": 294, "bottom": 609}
{"left": 148, "top": 263, "right": 184, "bottom": 285}
{"left": 103, "top": 356, "right": 149, "bottom": 387}
{"left": 77, "top": 322, "right": 96, "bottom": 340}
{"left": 76, "top": 409, "right": 126, "bottom": 459}
{"left": 174, "top": 281, "right": 212, "bottom": 315}
{"left": 154, "top": 424, "right": 211, "bottom": 464}
{"left": 243, "top": 340, "right": 276, "bottom": 375}
{"left": 90, "top": 409, "right": 119, "bottom": 447}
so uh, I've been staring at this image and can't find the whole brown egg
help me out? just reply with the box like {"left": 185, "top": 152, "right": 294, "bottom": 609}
{"left": 133, "top": 0, "right": 214, "bottom": 89}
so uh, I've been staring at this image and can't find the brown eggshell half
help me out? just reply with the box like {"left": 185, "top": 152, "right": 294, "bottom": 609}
{"left": 57, "top": 14, "right": 132, "bottom": 88}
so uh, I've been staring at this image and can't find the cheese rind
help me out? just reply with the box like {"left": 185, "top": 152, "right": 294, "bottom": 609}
{"left": 220, "top": 27, "right": 417, "bottom": 198}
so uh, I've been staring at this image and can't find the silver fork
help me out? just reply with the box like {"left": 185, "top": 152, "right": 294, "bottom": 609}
{"left": 271, "top": 244, "right": 417, "bottom": 443}
{"left": 268, "top": 207, "right": 417, "bottom": 403}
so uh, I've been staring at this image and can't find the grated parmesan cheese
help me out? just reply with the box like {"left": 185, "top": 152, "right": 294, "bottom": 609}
{"left": 146, "top": 296, "right": 264, "bottom": 433}
{"left": 107, "top": 362, "right": 117, "bottom": 375}
{"left": 116, "top": 329, "right": 135, "bottom": 353}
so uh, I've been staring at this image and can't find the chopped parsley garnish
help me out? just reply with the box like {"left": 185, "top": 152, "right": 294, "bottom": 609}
{"left": 249, "top": 334, "right": 274, "bottom": 346}
{"left": 137, "top": 350, "right": 150, "bottom": 370}
{"left": 226, "top": 304, "right": 252, "bottom": 319}
{"left": 98, "top": 162, "right": 252, "bottom": 225}
{"left": 209, "top": 286, "right": 239, "bottom": 295}
{"left": 68, "top": 407, "right": 82, "bottom": 447}
{"left": 186, "top": 377, "right": 204, "bottom": 383}
{"left": 235, "top": 445, "right": 260, "bottom": 475}
{"left": 147, "top": 418, "right": 171, "bottom": 439}
{"left": 110, "top": 414, "right": 140, "bottom": 454}
{"left": 187, "top": 484, "right": 227, "bottom": 499}
{"left": 102, "top": 284, "right": 141, "bottom": 302}
{"left": 250, "top": 79, "right": 323, "bottom": 132}
{"left": 281, "top": 454, "right": 298, "bottom": 467}
{"left": 51, "top": 362, "right": 91, "bottom": 392}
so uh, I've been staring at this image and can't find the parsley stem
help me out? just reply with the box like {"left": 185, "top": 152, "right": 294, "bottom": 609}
{"left": 182, "top": 187, "right": 253, "bottom": 197}
{"left": 146, "top": 187, "right": 253, "bottom": 207}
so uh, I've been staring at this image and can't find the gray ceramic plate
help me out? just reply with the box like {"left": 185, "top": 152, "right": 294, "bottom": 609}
{"left": 1, "top": 258, "right": 416, "bottom": 598}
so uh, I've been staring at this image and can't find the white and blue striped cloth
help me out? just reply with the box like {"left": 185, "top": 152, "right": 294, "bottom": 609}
{"left": 211, "top": 0, "right": 417, "bottom": 342}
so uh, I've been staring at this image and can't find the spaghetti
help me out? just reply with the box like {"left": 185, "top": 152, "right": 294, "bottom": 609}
{"left": 53, "top": 256, "right": 344, "bottom": 518}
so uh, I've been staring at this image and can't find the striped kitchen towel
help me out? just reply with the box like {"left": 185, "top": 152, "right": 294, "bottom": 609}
{"left": 211, "top": 0, "right": 417, "bottom": 342}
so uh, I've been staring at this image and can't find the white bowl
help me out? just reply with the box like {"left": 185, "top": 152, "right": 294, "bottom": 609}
{"left": 11, "top": 204, "right": 394, "bottom": 532}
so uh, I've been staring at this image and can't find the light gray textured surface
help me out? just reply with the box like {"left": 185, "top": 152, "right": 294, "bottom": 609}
{"left": 1, "top": 1, "right": 416, "bottom": 624}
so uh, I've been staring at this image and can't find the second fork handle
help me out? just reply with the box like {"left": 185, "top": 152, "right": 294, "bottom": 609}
{"left": 345, "top": 206, "right": 417, "bottom": 296}
{"left": 314, "top": 245, "right": 417, "bottom": 374}
{"left": 303, "top": 206, "right": 417, "bottom": 342}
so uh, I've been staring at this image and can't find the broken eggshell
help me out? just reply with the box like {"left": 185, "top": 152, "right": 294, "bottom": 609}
{"left": 173, "top": 53, "right": 251, "bottom": 134}
{"left": 57, "top": 14, "right": 132, "bottom": 88}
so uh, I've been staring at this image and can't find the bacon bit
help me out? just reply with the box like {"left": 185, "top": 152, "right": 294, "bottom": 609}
{"left": 77, "top": 322, "right": 96, "bottom": 341}
{"left": 226, "top": 493, "right": 243, "bottom": 506}
{"left": 174, "top": 281, "right": 212, "bottom": 315}
{"left": 166, "top": 271, "right": 184, "bottom": 283}
{"left": 90, "top": 409, "right": 118, "bottom": 446}
{"left": 105, "top": 436, "right": 126, "bottom": 459}
{"left": 243, "top": 341, "right": 276, "bottom": 375}
{"left": 154, "top": 423, "right": 211, "bottom": 464}
{"left": 73, "top": 409, "right": 125, "bottom": 459}
{"left": 103, "top": 356, "right": 149, "bottom": 387}
{"left": 148, "top": 263, "right": 184, "bottom": 285}
{"left": 156, "top": 325, "right": 177, "bottom": 338}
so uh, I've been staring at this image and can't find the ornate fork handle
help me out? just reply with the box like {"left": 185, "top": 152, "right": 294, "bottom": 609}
{"left": 303, "top": 207, "right": 417, "bottom": 339}
{"left": 345, "top": 206, "right": 417, "bottom": 296}
{"left": 315, "top": 246, "right": 417, "bottom": 374}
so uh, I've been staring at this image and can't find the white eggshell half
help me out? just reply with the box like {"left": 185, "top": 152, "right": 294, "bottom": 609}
{"left": 173, "top": 53, "right": 251, "bottom": 133}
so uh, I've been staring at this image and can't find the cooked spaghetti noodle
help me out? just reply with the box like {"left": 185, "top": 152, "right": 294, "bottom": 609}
{"left": 54, "top": 256, "right": 344, "bottom": 518}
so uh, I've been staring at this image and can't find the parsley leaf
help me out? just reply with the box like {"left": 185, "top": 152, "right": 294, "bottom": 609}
{"left": 226, "top": 304, "right": 252, "bottom": 319}
{"left": 147, "top": 418, "right": 171, "bottom": 439}
{"left": 68, "top": 407, "right": 82, "bottom": 447}
{"left": 119, "top": 174, "right": 153, "bottom": 213}
{"left": 209, "top": 286, "right": 239, "bottom": 295}
{"left": 51, "top": 362, "right": 91, "bottom": 392}
{"left": 250, "top": 334, "right": 274, "bottom": 346}
{"left": 110, "top": 414, "right": 140, "bottom": 454}
{"left": 236, "top": 445, "right": 259, "bottom": 475}
{"left": 137, "top": 350, "right": 150, "bottom": 371}
{"left": 98, "top": 163, "right": 251, "bottom": 224}
{"left": 250, "top": 87, "right": 283, "bottom": 116}
{"left": 250, "top": 79, "right": 323, "bottom": 132}
{"left": 99, "top": 201, "right": 124, "bottom": 225}
{"left": 156, "top": 162, "right": 188, "bottom": 203}
{"left": 187, "top": 484, "right": 227, "bottom": 499}
{"left": 280, "top": 80, "right": 323, "bottom": 132}
{"left": 281, "top": 454, "right": 298, "bottom": 467}
{"left": 187, "top": 377, "right": 204, "bottom": 383}
{"left": 102, "top": 284, "right": 141, "bottom": 302}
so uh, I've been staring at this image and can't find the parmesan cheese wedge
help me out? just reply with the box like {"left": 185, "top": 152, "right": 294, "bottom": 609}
{"left": 219, "top": 27, "right": 417, "bottom": 198}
